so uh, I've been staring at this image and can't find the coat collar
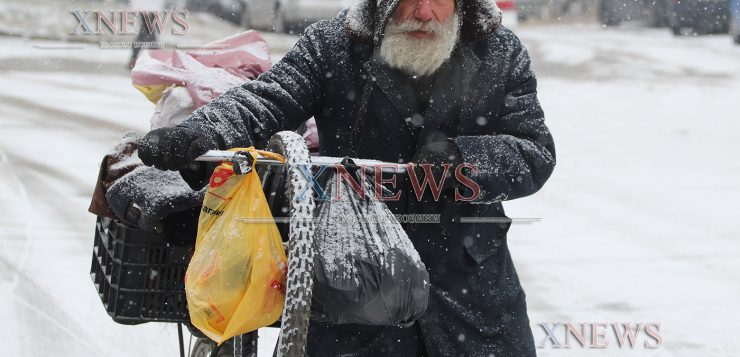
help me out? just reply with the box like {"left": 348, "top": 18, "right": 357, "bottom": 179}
{"left": 364, "top": 59, "right": 418, "bottom": 135}
{"left": 362, "top": 45, "right": 484, "bottom": 147}
{"left": 415, "top": 45, "right": 482, "bottom": 147}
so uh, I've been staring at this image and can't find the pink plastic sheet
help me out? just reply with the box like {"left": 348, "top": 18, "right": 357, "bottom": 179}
{"left": 131, "top": 31, "right": 272, "bottom": 109}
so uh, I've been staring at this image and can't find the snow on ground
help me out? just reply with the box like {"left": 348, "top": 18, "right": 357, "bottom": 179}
{"left": 508, "top": 25, "right": 740, "bottom": 357}
{"left": 0, "top": 22, "right": 739, "bottom": 356}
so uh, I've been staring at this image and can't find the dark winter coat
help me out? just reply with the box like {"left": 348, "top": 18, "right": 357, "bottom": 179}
{"left": 179, "top": 0, "right": 556, "bottom": 354}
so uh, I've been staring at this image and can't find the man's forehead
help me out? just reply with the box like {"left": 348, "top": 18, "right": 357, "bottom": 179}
{"left": 393, "top": 0, "right": 457, "bottom": 6}
{"left": 392, "top": 0, "right": 458, "bottom": 20}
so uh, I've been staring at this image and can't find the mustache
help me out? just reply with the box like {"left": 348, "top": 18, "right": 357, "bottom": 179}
{"left": 385, "top": 18, "right": 451, "bottom": 36}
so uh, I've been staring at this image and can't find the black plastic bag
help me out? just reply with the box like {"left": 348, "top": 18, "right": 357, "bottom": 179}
{"left": 311, "top": 165, "right": 430, "bottom": 326}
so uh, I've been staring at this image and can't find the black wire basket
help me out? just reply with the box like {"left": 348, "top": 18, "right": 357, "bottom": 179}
{"left": 90, "top": 216, "right": 193, "bottom": 325}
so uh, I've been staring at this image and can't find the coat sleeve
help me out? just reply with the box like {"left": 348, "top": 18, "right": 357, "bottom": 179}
{"left": 449, "top": 35, "right": 556, "bottom": 204}
{"left": 178, "top": 26, "right": 326, "bottom": 150}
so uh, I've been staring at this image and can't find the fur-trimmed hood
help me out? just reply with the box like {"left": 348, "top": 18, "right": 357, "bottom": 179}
{"left": 344, "top": 0, "right": 503, "bottom": 43}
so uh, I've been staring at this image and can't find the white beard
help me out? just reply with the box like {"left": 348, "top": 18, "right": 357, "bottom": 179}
{"left": 379, "top": 13, "right": 460, "bottom": 76}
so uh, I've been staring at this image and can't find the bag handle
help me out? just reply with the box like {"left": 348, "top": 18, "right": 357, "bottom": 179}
{"left": 253, "top": 149, "right": 285, "bottom": 163}
{"left": 225, "top": 147, "right": 286, "bottom": 175}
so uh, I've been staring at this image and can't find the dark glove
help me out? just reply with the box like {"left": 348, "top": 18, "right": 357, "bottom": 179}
{"left": 411, "top": 140, "right": 463, "bottom": 192}
{"left": 138, "top": 127, "right": 216, "bottom": 171}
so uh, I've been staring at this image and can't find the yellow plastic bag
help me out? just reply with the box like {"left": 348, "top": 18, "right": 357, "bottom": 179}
{"left": 133, "top": 84, "right": 171, "bottom": 104}
{"left": 185, "top": 148, "right": 287, "bottom": 344}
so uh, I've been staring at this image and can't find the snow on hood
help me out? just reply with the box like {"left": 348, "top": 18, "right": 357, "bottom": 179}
{"left": 345, "top": 0, "right": 503, "bottom": 44}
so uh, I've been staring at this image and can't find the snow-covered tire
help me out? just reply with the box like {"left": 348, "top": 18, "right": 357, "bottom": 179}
{"left": 267, "top": 131, "right": 316, "bottom": 357}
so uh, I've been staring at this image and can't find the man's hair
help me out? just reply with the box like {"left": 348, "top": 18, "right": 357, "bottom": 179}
{"left": 379, "top": 11, "right": 460, "bottom": 76}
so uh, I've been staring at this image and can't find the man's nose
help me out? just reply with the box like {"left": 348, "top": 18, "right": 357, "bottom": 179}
{"left": 413, "top": 0, "right": 434, "bottom": 22}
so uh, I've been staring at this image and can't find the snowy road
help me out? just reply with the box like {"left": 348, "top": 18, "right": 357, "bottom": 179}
{"left": 510, "top": 25, "right": 740, "bottom": 357}
{"left": 1, "top": 24, "right": 739, "bottom": 356}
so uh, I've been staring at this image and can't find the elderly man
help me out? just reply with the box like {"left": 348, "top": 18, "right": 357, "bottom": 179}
{"left": 139, "top": 0, "right": 556, "bottom": 355}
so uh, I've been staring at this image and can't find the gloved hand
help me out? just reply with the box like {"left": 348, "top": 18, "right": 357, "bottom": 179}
{"left": 138, "top": 127, "right": 217, "bottom": 171}
{"left": 411, "top": 140, "right": 464, "bottom": 192}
